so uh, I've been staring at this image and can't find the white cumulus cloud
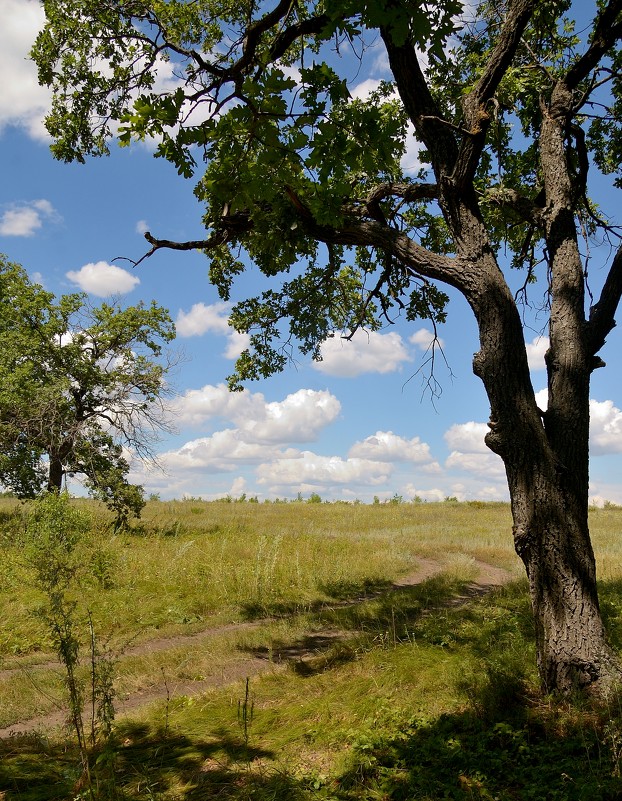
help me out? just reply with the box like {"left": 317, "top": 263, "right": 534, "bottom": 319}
{"left": 0, "top": 199, "right": 59, "bottom": 236}
{"left": 156, "top": 384, "right": 347, "bottom": 495}
{"left": 223, "top": 331, "right": 251, "bottom": 359}
{"left": 444, "top": 421, "right": 505, "bottom": 479}
{"left": 244, "top": 389, "right": 341, "bottom": 444}
{"left": 350, "top": 78, "right": 383, "bottom": 101}
{"left": 256, "top": 451, "right": 393, "bottom": 491}
{"left": 176, "top": 302, "right": 231, "bottom": 337}
{"left": 0, "top": 0, "right": 50, "bottom": 140}
{"left": 172, "top": 383, "right": 264, "bottom": 427}
{"left": 314, "top": 330, "right": 410, "bottom": 377}
{"left": 444, "top": 421, "right": 489, "bottom": 452}
{"left": 176, "top": 301, "right": 251, "bottom": 360}
{"left": 525, "top": 336, "right": 548, "bottom": 371}
{"left": 349, "top": 430, "right": 434, "bottom": 464}
{"left": 173, "top": 384, "right": 341, "bottom": 444}
{"left": 590, "top": 399, "right": 622, "bottom": 455}
{"left": 66, "top": 261, "right": 140, "bottom": 296}
{"left": 163, "top": 429, "right": 280, "bottom": 472}
{"left": 402, "top": 121, "right": 424, "bottom": 174}
{"left": 445, "top": 449, "right": 506, "bottom": 479}
{"left": 409, "top": 327, "right": 445, "bottom": 351}
{"left": 533, "top": 389, "right": 622, "bottom": 455}
{"left": 401, "top": 484, "right": 448, "bottom": 502}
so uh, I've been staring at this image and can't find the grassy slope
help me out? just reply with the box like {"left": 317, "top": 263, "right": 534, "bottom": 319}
{"left": 1, "top": 499, "right": 622, "bottom": 799}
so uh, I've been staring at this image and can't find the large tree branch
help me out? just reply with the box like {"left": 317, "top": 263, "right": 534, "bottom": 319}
{"left": 306, "top": 218, "right": 462, "bottom": 288}
{"left": 379, "top": 31, "right": 458, "bottom": 177}
{"left": 469, "top": 0, "right": 535, "bottom": 104}
{"left": 454, "top": 0, "right": 535, "bottom": 188}
{"left": 484, "top": 187, "right": 545, "bottom": 226}
{"left": 363, "top": 182, "right": 439, "bottom": 205}
{"left": 134, "top": 209, "right": 464, "bottom": 293}
{"left": 564, "top": 0, "right": 622, "bottom": 94}
{"left": 587, "top": 242, "right": 622, "bottom": 357}
{"left": 536, "top": 0, "right": 622, "bottom": 333}
{"left": 342, "top": 181, "right": 439, "bottom": 222}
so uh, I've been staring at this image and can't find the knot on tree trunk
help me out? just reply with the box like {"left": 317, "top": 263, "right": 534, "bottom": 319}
{"left": 484, "top": 419, "right": 505, "bottom": 455}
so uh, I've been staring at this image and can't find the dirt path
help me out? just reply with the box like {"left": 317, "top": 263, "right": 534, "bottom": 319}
{"left": 0, "top": 557, "right": 513, "bottom": 739}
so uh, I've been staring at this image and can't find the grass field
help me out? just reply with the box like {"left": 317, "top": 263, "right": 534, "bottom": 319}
{"left": 1, "top": 497, "right": 622, "bottom": 799}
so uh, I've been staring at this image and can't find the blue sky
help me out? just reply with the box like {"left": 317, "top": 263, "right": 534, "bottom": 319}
{"left": 1, "top": 0, "right": 621, "bottom": 504}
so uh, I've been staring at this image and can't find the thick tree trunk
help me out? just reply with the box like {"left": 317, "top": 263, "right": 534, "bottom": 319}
{"left": 508, "top": 465, "right": 620, "bottom": 693}
{"left": 470, "top": 278, "right": 621, "bottom": 694}
{"left": 47, "top": 454, "right": 63, "bottom": 493}
{"left": 451, "top": 199, "right": 621, "bottom": 695}
{"left": 510, "top": 79, "right": 621, "bottom": 693}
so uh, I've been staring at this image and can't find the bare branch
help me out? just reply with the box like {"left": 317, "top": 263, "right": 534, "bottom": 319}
{"left": 116, "top": 223, "right": 247, "bottom": 267}
{"left": 565, "top": 0, "right": 622, "bottom": 92}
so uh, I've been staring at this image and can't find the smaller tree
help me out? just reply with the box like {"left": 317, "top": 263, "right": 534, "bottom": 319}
{"left": 0, "top": 256, "right": 175, "bottom": 523}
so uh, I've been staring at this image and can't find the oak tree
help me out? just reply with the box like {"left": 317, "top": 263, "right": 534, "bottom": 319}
{"left": 0, "top": 257, "right": 175, "bottom": 525}
{"left": 32, "top": 0, "right": 622, "bottom": 693}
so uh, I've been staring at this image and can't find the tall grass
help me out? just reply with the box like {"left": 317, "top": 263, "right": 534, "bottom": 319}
{"left": 0, "top": 498, "right": 521, "bottom": 658}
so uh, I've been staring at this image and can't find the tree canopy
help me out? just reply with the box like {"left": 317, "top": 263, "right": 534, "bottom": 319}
{"left": 31, "top": 0, "right": 622, "bottom": 692}
{"left": 31, "top": 0, "right": 622, "bottom": 385}
{"left": 0, "top": 256, "right": 175, "bottom": 524}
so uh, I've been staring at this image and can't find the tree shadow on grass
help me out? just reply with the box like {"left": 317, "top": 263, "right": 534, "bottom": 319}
{"left": 332, "top": 707, "right": 622, "bottom": 801}
{"left": 0, "top": 722, "right": 309, "bottom": 801}
{"left": 108, "top": 721, "right": 300, "bottom": 801}
{"left": 327, "top": 579, "right": 622, "bottom": 800}
{"left": 6, "top": 579, "right": 620, "bottom": 799}
{"left": 239, "top": 577, "right": 394, "bottom": 621}
{"left": 311, "top": 574, "right": 481, "bottom": 634}
{"left": 241, "top": 631, "right": 360, "bottom": 676}
{"left": 0, "top": 733, "right": 77, "bottom": 801}
{"left": 241, "top": 575, "right": 512, "bottom": 678}
{"left": 238, "top": 570, "right": 511, "bottom": 635}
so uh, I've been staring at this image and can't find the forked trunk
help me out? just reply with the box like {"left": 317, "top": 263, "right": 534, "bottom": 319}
{"left": 461, "top": 225, "right": 621, "bottom": 695}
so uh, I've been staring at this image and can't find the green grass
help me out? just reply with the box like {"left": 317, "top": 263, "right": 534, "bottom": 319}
{"left": 0, "top": 498, "right": 522, "bottom": 660}
{"left": 1, "top": 499, "right": 622, "bottom": 799}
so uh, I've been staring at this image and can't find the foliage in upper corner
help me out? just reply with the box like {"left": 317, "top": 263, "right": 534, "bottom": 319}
{"left": 0, "top": 255, "right": 176, "bottom": 527}
{"left": 29, "top": 0, "right": 622, "bottom": 387}
{"left": 30, "top": 1, "right": 463, "bottom": 385}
